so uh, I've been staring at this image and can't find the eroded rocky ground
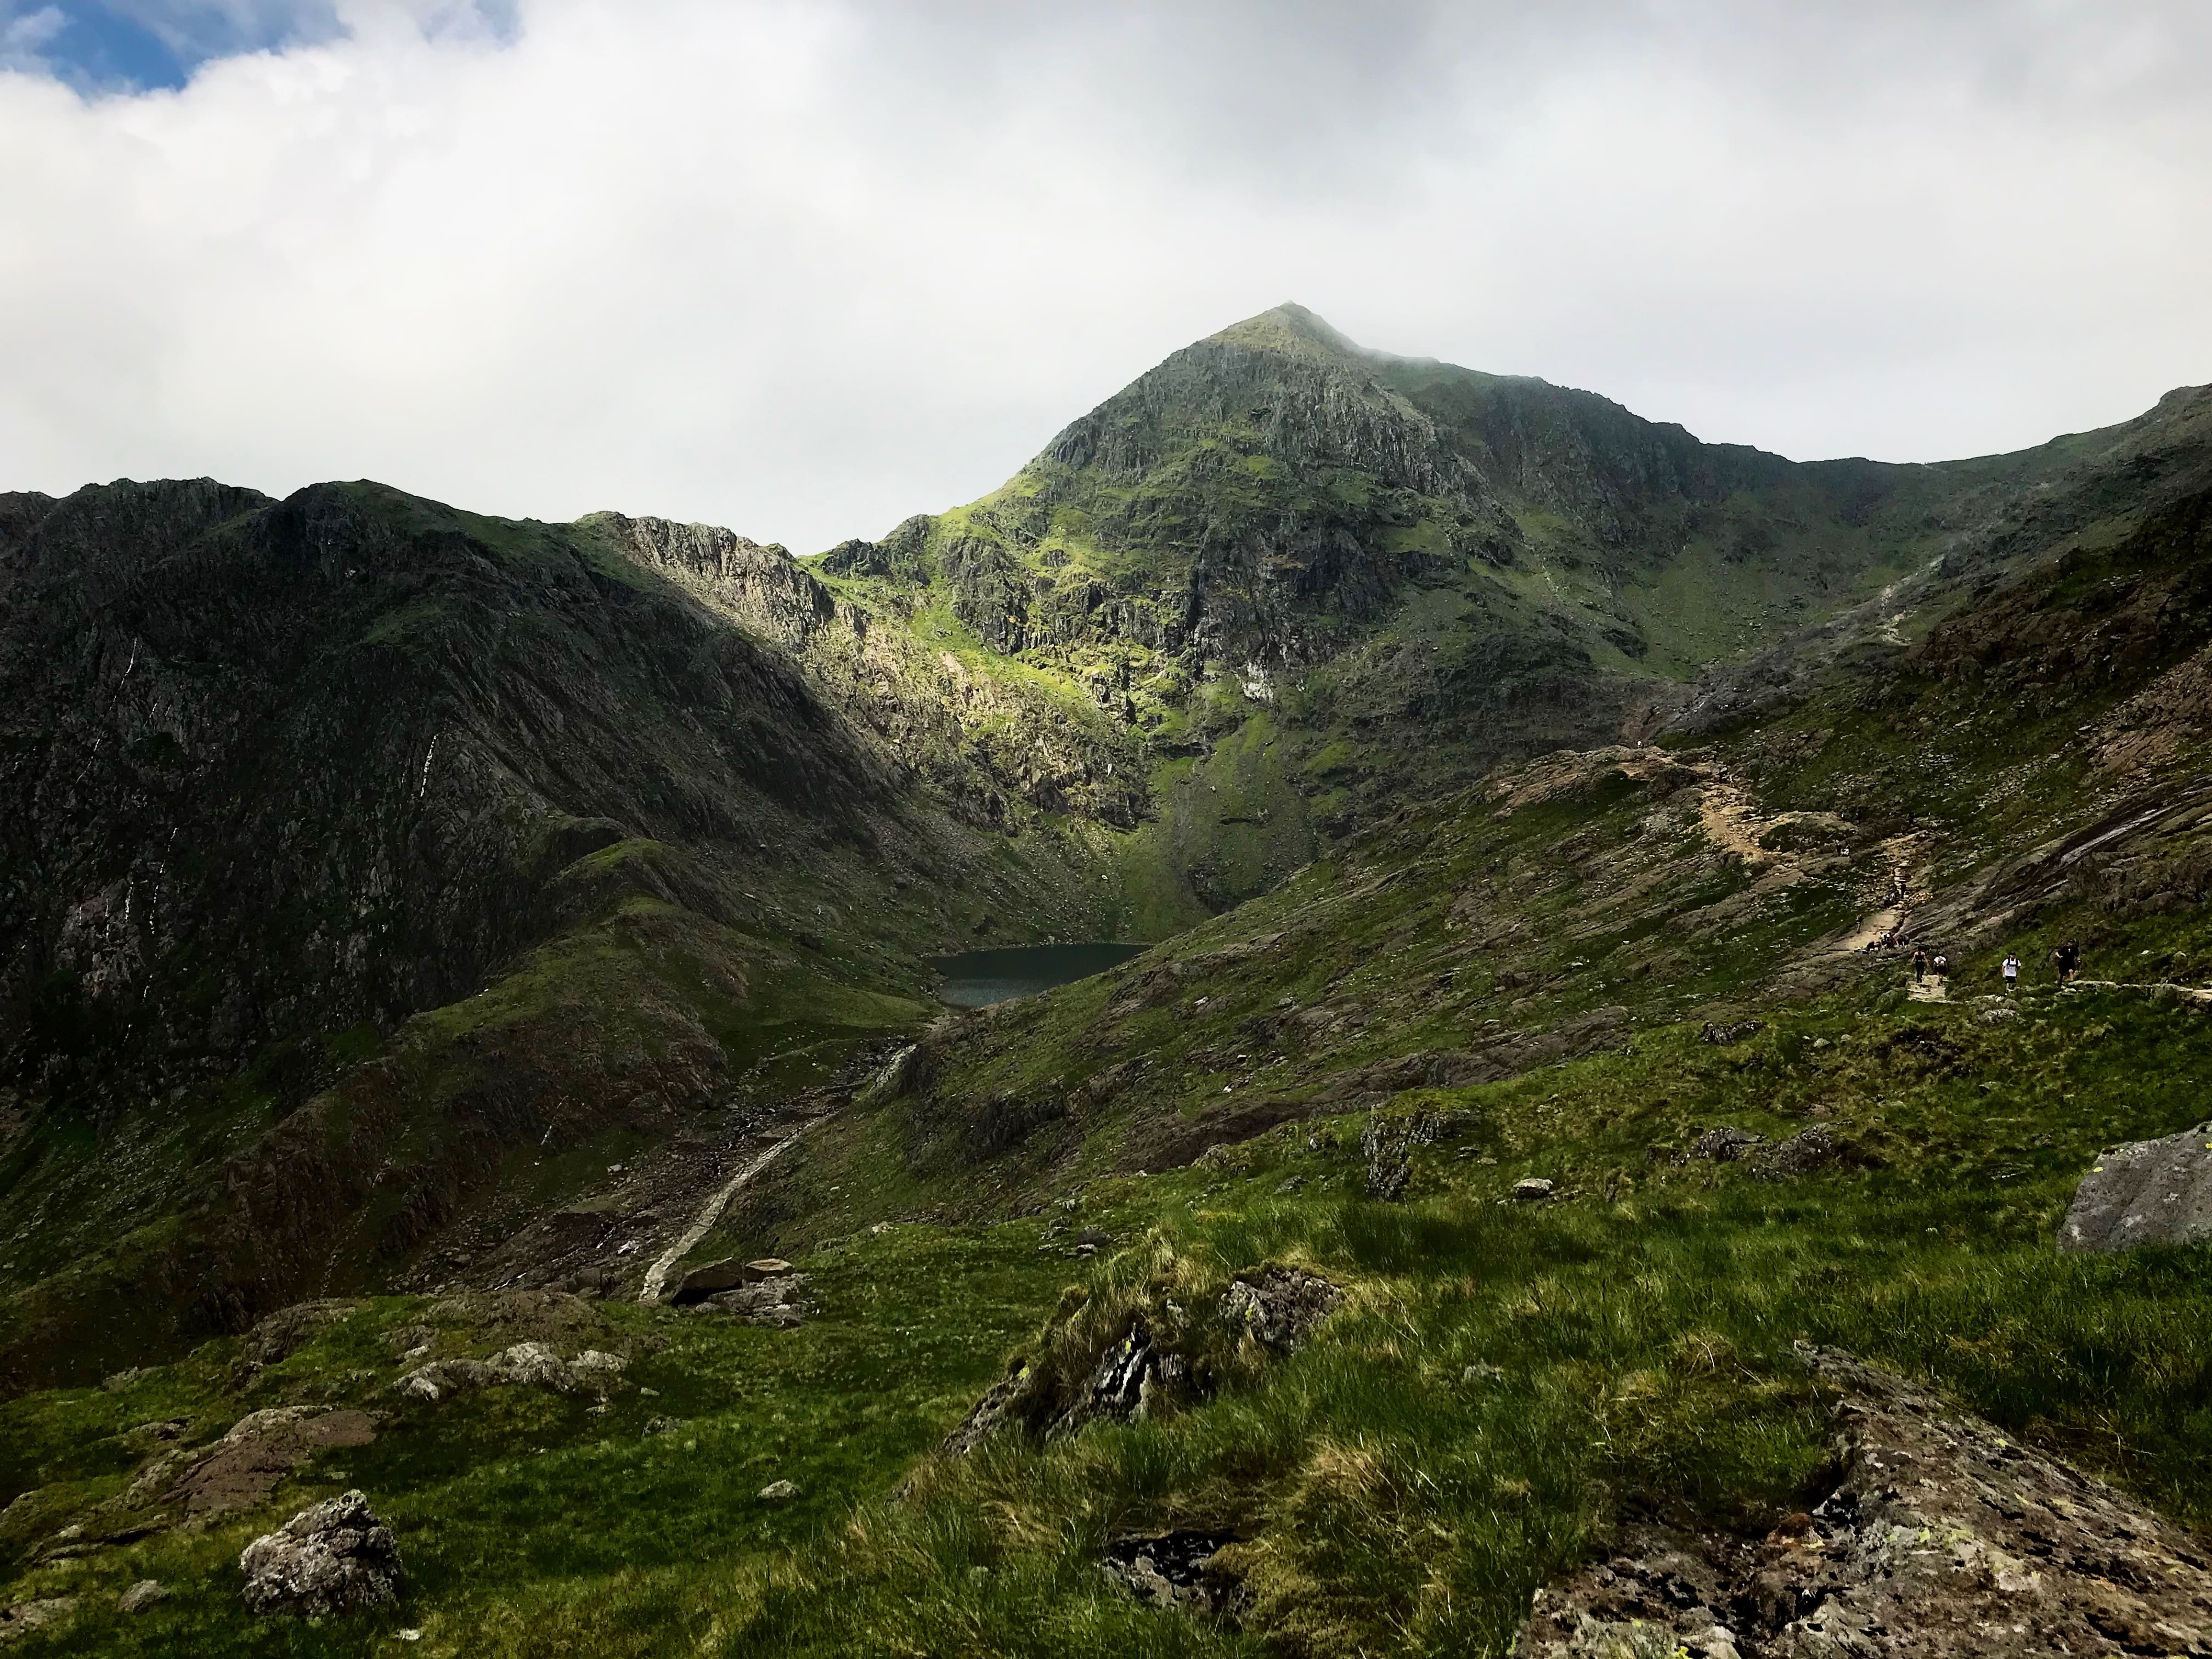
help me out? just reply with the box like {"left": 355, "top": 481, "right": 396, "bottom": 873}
{"left": 1514, "top": 1346, "right": 2212, "bottom": 1658}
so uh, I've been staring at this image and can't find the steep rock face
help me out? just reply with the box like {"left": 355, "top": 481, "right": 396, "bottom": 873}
{"left": 587, "top": 512, "right": 836, "bottom": 646}
{"left": 588, "top": 510, "right": 1150, "bottom": 829}
{"left": 0, "top": 480, "right": 895, "bottom": 1094}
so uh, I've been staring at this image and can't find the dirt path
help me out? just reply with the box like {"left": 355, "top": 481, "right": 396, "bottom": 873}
{"left": 638, "top": 1127, "right": 810, "bottom": 1305}
{"left": 1693, "top": 776, "right": 1773, "bottom": 863}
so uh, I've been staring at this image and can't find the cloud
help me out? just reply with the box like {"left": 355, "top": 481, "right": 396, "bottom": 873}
{"left": 2, "top": 0, "right": 2209, "bottom": 550}
{"left": 2, "top": 6, "right": 66, "bottom": 73}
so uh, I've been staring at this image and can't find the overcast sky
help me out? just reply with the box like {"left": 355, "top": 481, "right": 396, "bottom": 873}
{"left": 4, "top": 1, "right": 2209, "bottom": 550}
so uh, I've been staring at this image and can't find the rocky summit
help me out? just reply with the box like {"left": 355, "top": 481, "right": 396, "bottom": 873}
{"left": 4, "top": 308, "right": 2212, "bottom": 1656}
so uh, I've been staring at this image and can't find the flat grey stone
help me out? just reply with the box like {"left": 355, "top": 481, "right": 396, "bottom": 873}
{"left": 2059, "top": 1121, "right": 2212, "bottom": 1251}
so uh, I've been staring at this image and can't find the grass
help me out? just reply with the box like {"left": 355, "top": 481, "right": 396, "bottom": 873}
{"left": 1, "top": 1224, "right": 1071, "bottom": 1657}
{"left": 692, "top": 980, "right": 2212, "bottom": 1657}
{"left": 10, "top": 742, "right": 2212, "bottom": 1655}
{"left": 12, "top": 982, "right": 2189, "bottom": 1654}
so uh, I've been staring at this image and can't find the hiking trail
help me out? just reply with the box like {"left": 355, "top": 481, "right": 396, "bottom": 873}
{"left": 639, "top": 1125, "right": 812, "bottom": 1305}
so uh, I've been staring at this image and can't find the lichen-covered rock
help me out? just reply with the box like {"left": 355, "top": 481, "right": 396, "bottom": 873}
{"left": 1751, "top": 1126, "right": 1837, "bottom": 1179}
{"left": 1056, "top": 1324, "right": 1179, "bottom": 1432}
{"left": 693, "top": 1274, "right": 810, "bottom": 1328}
{"left": 1101, "top": 1531, "right": 1246, "bottom": 1621}
{"left": 1511, "top": 1345, "right": 2212, "bottom": 1658}
{"left": 1219, "top": 1267, "right": 1341, "bottom": 1351}
{"left": 2060, "top": 1120, "right": 2212, "bottom": 1251}
{"left": 484, "top": 1341, "right": 570, "bottom": 1390}
{"left": 238, "top": 1489, "right": 402, "bottom": 1618}
{"left": 0, "top": 1597, "right": 76, "bottom": 1643}
{"left": 569, "top": 1348, "right": 627, "bottom": 1380}
{"left": 1689, "top": 1125, "right": 1764, "bottom": 1163}
{"left": 116, "top": 1580, "right": 166, "bottom": 1614}
{"left": 941, "top": 1364, "right": 1030, "bottom": 1457}
{"left": 398, "top": 1343, "right": 628, "bottom": 1402}
{"left": 1362, "top": 1114, "right": 1414, "bottom": 1201}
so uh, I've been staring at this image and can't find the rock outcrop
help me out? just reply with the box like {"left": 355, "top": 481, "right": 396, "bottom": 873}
{"left": 1218, "top": 1268, "right": 1341, "bottom": 1352}
{"left": 1512, "top": 1345, "right": 2212, "bottom": 1658}
{"left": 238, "top": 1489, "right": 403, "bottom": 1617}
{"left": 2061, "top": 1121, "right": 2212, "bottom": 1251}
{"left": 691, "top": 1274, "right": 810, "bottom": 1328}
{"left": 1101, "top": 1531, "right": 1245, "bottom": 1621}
{"left": 398, "top": 1343, "right": 625, "bottom": 1402}
{"left": 160, "top": 1406, "right": 379, "bottom": 1517}
{"left": 0, "top": 1597, "right": 75, "bottom": 1643}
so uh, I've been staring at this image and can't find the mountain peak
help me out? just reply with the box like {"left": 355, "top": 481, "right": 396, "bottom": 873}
{"left": 1208, "top": 302, "right": 1369, "bottom": 360}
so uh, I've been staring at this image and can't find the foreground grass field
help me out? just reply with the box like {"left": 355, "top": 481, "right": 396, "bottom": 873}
{"left": 5, "top": 978, "right": 2208, "bottom": 1656}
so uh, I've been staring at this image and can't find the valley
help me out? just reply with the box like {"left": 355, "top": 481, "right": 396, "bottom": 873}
{"left": 3, "top": 308, "right": 2211, "bottom": 1656}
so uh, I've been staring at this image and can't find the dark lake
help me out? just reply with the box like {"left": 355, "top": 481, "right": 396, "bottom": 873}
{"left": 930, "top": 942, "right": 1148, "bottom": 1008}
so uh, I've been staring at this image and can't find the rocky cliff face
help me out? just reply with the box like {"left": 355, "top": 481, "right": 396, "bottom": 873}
{"left": 588, "top": 511, "right": 1150, "bottom": 830}
{"left": 0, "top": 479, "right": 1137, "bottom": 1385}
{"left": 0, "top": 481, "right": 902, "bottom": 1098}
{"left": 816, "top": 309, "right": 2212, "bottom": 918}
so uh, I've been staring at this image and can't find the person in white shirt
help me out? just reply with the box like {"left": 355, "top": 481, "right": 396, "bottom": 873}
{"left": 2002, "top": 953, "right": 2021, "bottom": 992}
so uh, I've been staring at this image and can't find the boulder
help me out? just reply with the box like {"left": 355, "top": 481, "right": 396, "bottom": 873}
{"left": 2059, "top": 1121, "right": 2212, "bottom": 1251}
{"left": 670, "top": 1258, "right": 748, "bottom": 1301}
{"left": 1689, "top": 1126, "right": 1764, "bottom": 1163}
{"left": 1512, "top": 1345, "right": 2212, "bottom": 1658}
{"left": 116, "top": 1581, "right": 166, "bottom": 1614}
{"left": 1513, "top": 1177, "right": 1555, "bottom": 1203}
{"left": 398, "top": 1344, "right": 626, "bottom": 1401}
{"left": 484, "top": 1341, "right": 571, "bottom": 1390}
{"left": 695, "top": 1275, "right": 810, "bottom": 1327}
{"left": 569, "top": 1349, "right": 627, "bottom": 1381}
{"left": 0, "top": 1598, "right": 76, "bottom": 1643}
{"left": 758, "top": 1480, "right": 798, "bottom": 1500}
{"left": 238, "top": 1489, "right": 402, "bottom": 1617}
{"left": 1219, "top": 1267, "right": 1341, "bottom": 1352}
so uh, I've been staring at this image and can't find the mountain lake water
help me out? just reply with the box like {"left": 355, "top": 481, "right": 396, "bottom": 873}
{"left": 930, "top": 942, "right": 1147, "bottom": 1008}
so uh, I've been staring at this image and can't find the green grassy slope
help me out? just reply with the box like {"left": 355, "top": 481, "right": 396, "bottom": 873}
{"left": 3, "top": 978, "right": 2206, "bottom": 1656}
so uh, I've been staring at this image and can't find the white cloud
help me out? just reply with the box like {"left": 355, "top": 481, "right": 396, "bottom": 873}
{"left": 2, "top": 0, "right": 2209, "bottom": 549}
{"left": 1, "top": 6, "right": 64, "bottom": 74}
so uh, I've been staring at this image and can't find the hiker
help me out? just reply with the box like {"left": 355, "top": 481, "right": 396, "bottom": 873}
{"left": 1912, "top": 947, "right": 1928, "bottom": 983}
{"left": 2002, "top": 952, "right": 2021, "bottom": 991}
{"left": 1932, "top": 953, "right": 1949, "bottom": 980}
{"left": 2054, "top": 940, "right": 2080, "bottom": 983}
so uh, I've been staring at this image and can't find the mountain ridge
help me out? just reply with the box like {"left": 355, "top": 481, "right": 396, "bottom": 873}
{"left": 6, "top": 307, "right": 2212, "bottom": 1656}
